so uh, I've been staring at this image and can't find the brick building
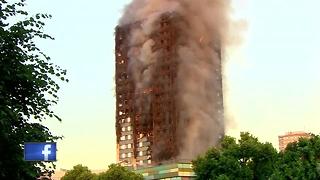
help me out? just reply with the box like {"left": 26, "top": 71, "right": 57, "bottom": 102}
{"left": 278, "top": 131, "right": 311, "bottom": 151}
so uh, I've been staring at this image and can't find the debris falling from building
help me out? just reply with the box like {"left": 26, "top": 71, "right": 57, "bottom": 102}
{"left": 115, "top": 0, "right": 233, "bottom": 167}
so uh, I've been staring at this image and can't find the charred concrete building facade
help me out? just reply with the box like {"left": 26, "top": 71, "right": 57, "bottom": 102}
{"left": 115, "top": 13, "right": 224, "bottom": 168}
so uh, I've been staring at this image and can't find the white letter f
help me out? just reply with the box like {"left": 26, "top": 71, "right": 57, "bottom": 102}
{"left": 42, "top": 144, "right": 51, "bottom": 161}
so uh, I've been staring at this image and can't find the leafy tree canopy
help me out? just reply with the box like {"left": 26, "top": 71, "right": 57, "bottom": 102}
{"left": 272, "top": 134, "right": 320, "bottom": 179}
{"left": 0, "top": 0, "right": 67, "bottom": 179}
{"left": 95, "top": 164, "right": 143, "bottom": 180}
{"left": 61, "top": 165, "right": 96, "bottom": 180}
{"left": 61, "top": 164, "right": 143, "bottom": 180}
{"left": 193, "top": 132, "right": 280, "bottom": 180}
{"left": 193, "top": 132, "right": 320, "bottom": 180}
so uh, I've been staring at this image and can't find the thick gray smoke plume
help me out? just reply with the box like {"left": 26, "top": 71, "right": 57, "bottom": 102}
{"left": 120, "top": 0, "right": 235, "bottom": 159}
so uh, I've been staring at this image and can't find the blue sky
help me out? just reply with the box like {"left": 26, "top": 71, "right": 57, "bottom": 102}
{"left": 25, "top": 0, "right": 320, "bottom": 170}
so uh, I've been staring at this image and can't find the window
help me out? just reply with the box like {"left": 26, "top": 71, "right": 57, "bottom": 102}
{"left": 121, "top": 153, "right": 126, "bottom": 158}
{"left": 128, "top": 152, "right": 132, "bottom": 157}
{"left": 120, "top": 136, "right": 125, "bottom": 141}
{"left": 139, "top": 160, "right": 143, "bottom": 165}
{"left": 126, "top": 117, "right": 131, "bottom": 122}
{"left": 122, "top": 127, "right": 126, "bottom": 132}
{"left": 139, "top": 142, "right": 143, "bottom": 147}
{"left": 121, "top": 145, "right": 126, "bottom": 149}
{"left": 148, "top": 160, "right": 151, "bottom": 164}
{"left": 127, "top": 126, "right": 131, "bottom": 131}
{"left": 128, "top": 144, "right": 132, "bottom": 148}
{"left": 139, "top": 151, "right": 143, "bottom": 156}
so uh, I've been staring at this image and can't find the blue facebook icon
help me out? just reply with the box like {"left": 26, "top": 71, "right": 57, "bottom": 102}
{"left": 24, "top": 142, "right": 57, "bottom": 161}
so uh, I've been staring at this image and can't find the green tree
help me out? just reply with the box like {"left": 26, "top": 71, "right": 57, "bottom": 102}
{"left": 95, "top": 164, "right": 143, "bottom": 180}
{"left": 61, "top": 164, "right": 143, "bottom": 180}
{"left": 0, "top": 0, "right": 67, "bottom": 179}
{"left": 61, "top": 165, "right": 96, "bottom": 180}
{"left": 192, "top": 132, "right": 278, "bottom": 180}
{"left": 272, "top": 135, "right": 320, "bottom": 179}
{"left": 237, "top": 132, "right": 278, "bottom": 179}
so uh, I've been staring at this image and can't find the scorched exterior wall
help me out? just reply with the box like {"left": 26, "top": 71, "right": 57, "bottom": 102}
{"left": 115, "top": 13, "right": 223, "bottom": 168}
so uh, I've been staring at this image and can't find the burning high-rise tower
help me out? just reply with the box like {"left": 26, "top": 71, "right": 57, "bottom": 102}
{"left": 115, "top": 0, "right": 231, "bottom": 168}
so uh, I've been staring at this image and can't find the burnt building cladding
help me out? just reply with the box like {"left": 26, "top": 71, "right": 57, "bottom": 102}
{"left": 115, "top": 13, "right": 224, "bottom": 168}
